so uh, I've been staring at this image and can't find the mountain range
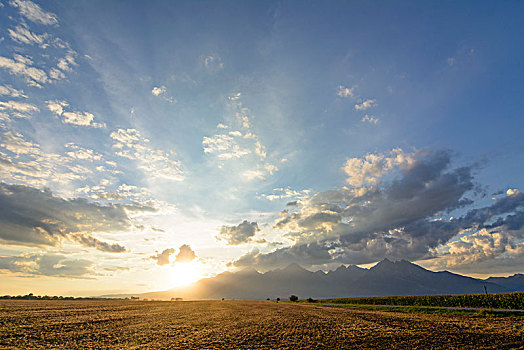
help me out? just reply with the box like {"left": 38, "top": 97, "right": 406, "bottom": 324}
{"left": 110, "top": 259, "right": 524, "bottom": 300}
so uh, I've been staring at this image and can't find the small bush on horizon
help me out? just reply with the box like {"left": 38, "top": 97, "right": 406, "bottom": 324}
{"left": 289, "top": 295, "right": 299, "bottom": 302}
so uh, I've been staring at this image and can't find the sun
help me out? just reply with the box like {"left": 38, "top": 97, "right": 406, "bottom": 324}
{"left": 170, "top": 261, "right": 203, "bottom": 288}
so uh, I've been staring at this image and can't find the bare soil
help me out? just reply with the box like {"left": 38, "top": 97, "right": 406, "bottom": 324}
{"left": 0, "top": 300, "right": 523, "bottom": 349}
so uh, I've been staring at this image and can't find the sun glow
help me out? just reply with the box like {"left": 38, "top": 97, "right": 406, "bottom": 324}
{"left": 170, "top": 262, "right": 203, "bottom": 288}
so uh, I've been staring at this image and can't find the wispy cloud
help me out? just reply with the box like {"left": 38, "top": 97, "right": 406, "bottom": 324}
{"left": 0, "top": 100, "right": 39, "bottom": 119}
{"left": 361, "top": 115, "right": 379, "bottom": 124}
{"left": 202, "top": 93, "right": 279, "bottom": 181}
{"left": 111, "top": 128, "right": 184, "bottom": 181}
{"left": 203, "top": 54, "right": 223, "bottom": 73}
{"left": 0, "top": 55, "right": 48, "bottom": 87}
{"left": 0, "top": 85, "right": 27, "bottom": 98}
{"left": 9, "top": 0, "right": 58, "bottom": 26}
{"left": 7, "top": 24, "right": 48, "bottom": 46}
{"left": 258, "top": 187, "right": 312, "bottom": 201}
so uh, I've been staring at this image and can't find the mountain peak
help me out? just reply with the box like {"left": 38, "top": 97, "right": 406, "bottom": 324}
{"left": 372, "top": 258, "right": 394, "bottom": 268}
{"left": 335, "top": 265, "right": 347, "bottom": 272}
{"left": 282, "top": 263, "right": 307, "bottom": 272}
{"left": 238, "top": 267, "right": 260, "bottom": 275}
{"left": 370, "top": 258, "right": 423, "bottom": 273}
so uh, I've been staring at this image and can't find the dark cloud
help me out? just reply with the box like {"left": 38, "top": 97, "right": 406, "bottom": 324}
{"left": 0, "top": 253, "right": 93, "bottom": 278}
{"left": 175, "top": 244, "right": 196, "bottom": 263}
{"left": 232, "top": 150, "right": 524, "bottom": 270}
{"left": 230, "top": 242, "right": 332, "bottom": 270}
{"left": 217, "top": 220, "right": 260, "bottom": 245}
{"left": 150, "top": 248, "right": 175, "bottom": 266}
{"left": 0, "top": 182, "right": 150, "bottom": 252}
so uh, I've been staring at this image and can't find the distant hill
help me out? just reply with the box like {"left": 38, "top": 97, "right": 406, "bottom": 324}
{"left": 485, "top": 274, "right": 524, "bottom": 291}
{"left": 106, "top": 259, "right": 523, "bottom": 300}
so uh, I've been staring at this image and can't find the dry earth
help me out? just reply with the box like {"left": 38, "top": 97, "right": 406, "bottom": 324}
{"left": 0, "top": 300, "right": 523, "bottom": 349}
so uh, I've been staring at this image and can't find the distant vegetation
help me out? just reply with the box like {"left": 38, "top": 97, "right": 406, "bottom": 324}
{"left": 289, "top": 295, "right": 298, "bottom": 302}
{"left": 0, "top": 293, "right": 125, "bottom": 301}
{"left": 319, "top": 292, "right": 524, "bottom": 310}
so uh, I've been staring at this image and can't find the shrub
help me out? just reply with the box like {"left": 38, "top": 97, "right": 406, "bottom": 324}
{"left": 289, "top": 295, "right": 299, "bottom": 302}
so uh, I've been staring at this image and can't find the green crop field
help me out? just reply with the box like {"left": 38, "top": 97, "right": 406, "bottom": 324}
{"left": 318, "top": 292, "right": 524, "bottom": 310}
{"left": 1, "top": 299, "right": 523, "bottom": 349}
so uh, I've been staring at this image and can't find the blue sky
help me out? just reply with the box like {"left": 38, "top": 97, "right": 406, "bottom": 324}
{"left": 0, "top": 0, "right": 523, "bottom": 296}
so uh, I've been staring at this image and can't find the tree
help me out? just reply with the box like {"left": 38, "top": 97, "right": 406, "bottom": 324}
{"left": 289, "top": 295, "right": 298, "bottom": 302}
{"left": 276, "top": 297, "right": 280, "bottom": 302}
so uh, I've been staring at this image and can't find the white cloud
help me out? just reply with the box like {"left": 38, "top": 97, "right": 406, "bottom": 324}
{"left": 56, "top": 50, "right": 77, "bottom": 73}
{"left": 0, "top": 131, "right": 85, "bottom": 187}
{"left": 9, "top": 0, "right": 58, "bottom": 26}
{"left": 203, "top": 93, "right": 279, "bottom": 181}
{"left": 343, "top": 148, "right": 415, "bottom": 187}
{"left": 0, "top": 85, "right": 27, "bottom": 98}
{"left": 0, "top": 131, "right": 41, "bottom": 155}
{"left": 152, "top": 86, "right": 166, "bottom": 96}
{"left": 507, "top": 188, "right": 520, "bottom": 196}
{"left": 77, "top": 183, "right": 151, "bottom": 202}
{"left": 354, "top": 99, "right": 376, "bottom": 110}
{"left": 361, "top": 115, "right": 379, "bottom": 124}
{"left": 46, "top": 100, "right": 106, "bottom": 128}
{"left": 0, "top": 55, "right": 48, "bottom": 87}
{"left": 202, "top": 134, "right": 251, "bottom": 159}
{"left": 46, "top": 100, "right": 68, "bottom": 115}
{"left": 243, "top": 169, "right": 266, "bottom": 181}
{"left": 0, "top": 100, "right": 39, "bottom": 114}
{"left": 258, "top": 187, "right": 311, "bottom": 201}
{"left": 49, "top": 67, "right": 65, "bottom": 80}
{"left": 151, "top": 85, "right": 176, "bottom": 103}
{"left": 110, "top": 128, "right": 184, "bottom": 181}
{"left": 337, "top": 85, "right": 357, "bottom": 98}
{"left": 433, "top": 227, "right": 524, "bottom": 269}
{"left": 65, "top": 143, "right": 103, "bottom": 161}
{"left": 8, "top": 25, "right": 48, "bottom": 46}
{"left": 62, "top": 111, "right": 97, "bottom": 127}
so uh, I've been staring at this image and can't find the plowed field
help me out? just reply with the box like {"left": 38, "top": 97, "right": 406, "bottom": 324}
{"left": 0, "top": 300, "right": 522, "bottom": 349}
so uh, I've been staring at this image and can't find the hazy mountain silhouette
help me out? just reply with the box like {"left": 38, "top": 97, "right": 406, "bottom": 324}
{"left": 110, "top": 259, "right": 523, "bottom": 300}
{"left": 485, "top": 274, "right": 524, "bottom": 291}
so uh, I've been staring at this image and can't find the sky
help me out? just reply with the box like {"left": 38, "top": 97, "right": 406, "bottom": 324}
{"left": 0, "top": 0, "right": 523, "bottom": 296}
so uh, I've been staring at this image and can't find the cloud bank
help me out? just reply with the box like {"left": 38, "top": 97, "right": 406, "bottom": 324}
{"left": 0, "top": 182, "right": 146, "bottom": 252}
{"left": 232, "top": 149, "right": 524, "bottom": 271}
